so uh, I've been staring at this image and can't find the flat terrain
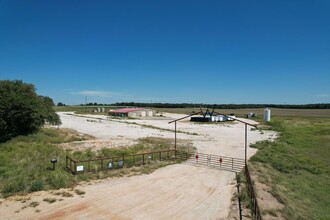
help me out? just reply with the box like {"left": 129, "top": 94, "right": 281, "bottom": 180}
{"left": 0, "top": 112, "right": 275, "bottom": 220}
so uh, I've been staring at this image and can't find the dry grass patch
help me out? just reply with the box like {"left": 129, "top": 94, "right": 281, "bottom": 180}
{"left": 28, "top": 201, "right": 39, "bottom": 208}
{"left": 43, "top": 198, "right": 57, "bottom": 204}
{"left": 74, "top": 189, "right": 85, "bottom": 196}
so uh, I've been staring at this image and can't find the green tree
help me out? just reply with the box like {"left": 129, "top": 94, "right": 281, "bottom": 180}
{"left": 39, "top": 96, "right": 61, "bottom": 125}
{"left": 0, "top": 80, "right": 61, "bottom": 142}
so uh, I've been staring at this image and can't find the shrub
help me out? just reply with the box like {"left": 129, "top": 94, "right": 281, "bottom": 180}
{"left": 30, "top": 180, "right": 44, "bottom": 192}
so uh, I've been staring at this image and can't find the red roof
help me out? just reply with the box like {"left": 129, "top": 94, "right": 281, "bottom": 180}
{"left": 110, "top": 108, "right": 146, "bottom": 113}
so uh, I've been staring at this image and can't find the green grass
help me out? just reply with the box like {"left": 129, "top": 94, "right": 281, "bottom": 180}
{"left": 250, "top": 117, "right": 330, "bottom": 219}
{"left": 0, "top": 128, "right": 83, "bottom": 197}
{"left": 0, "top": 128, "right": 191, "bottom": 198}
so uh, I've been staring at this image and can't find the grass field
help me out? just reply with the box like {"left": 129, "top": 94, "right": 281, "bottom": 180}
{"left": 249, "top": 117, "right": 330, "bottom": 219}
{"left": 0, "top": 128, "right": 190, "bottom": 198}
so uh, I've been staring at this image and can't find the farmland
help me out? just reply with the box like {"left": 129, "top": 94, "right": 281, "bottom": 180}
{"left": 0, "top": 107, "right": 329, "bottom": 219}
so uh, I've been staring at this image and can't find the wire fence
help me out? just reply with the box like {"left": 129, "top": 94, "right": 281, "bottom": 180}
{"left": 244, "top": 165, "right": 262, "bottom": 220}
{"left": 66, "top": 149, "right": 188, "bottom": 174}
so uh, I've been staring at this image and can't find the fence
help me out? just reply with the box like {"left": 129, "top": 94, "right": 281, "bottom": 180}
{"left": 184, "top": 152, "right": 245, "bottom": 173}
{"left": 66, "top": 149, "right": 186, "bottom": 174}
{"left": 244, "top": 165, "right": 262, "bottom": 220}
{"left": 66, "top": 149, "right": 261, "bottom": 219}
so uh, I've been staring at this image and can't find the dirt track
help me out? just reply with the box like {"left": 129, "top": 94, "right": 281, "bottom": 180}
{"left": 0, "top": 112, "right": 275, "bottom": 220}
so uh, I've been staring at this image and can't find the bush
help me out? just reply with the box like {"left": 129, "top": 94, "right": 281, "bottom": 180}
{"left": 30, "top": 180, "right": 44, "bottom": 192}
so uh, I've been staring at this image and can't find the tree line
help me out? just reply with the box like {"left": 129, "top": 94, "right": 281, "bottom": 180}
{"left": 102, "top": 102, "right": 330, "bottom": 109}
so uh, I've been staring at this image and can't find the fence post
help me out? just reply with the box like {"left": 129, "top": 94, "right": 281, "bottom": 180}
{"left": 236, "top": 172, "right": 243, "bottom": 220}
{"left": 101, "top": 159, "right": 103, "bottom": 171}
{"left": 74, "top": 161, "right": 77, "bottom": 175}
{"left": 143, "top": 154, "right": 145, "bottom": 165}
{"left": 232, "top": 158, "right": 234, "bottom": 170}
{"left": 66, "top": 155, "right": 68, "bottom": 170}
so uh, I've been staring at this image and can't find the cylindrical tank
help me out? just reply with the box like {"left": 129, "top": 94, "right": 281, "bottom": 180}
{"left": 264, "top": 108, "right": 271, "bottom": 122}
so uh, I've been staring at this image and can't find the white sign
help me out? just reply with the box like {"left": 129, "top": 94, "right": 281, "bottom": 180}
{"left": 76, "top": 165, "right": 84, "bottom": 172}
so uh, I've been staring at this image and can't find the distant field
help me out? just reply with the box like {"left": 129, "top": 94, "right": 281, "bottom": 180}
{"left": 155, "top": 108, "right": 330, "bottom": 118}
{"left": 54, "top": 105, "right": 117, "bottom": 114}
{"left": 55, "top": 106, "right": 330, "bottom": 118}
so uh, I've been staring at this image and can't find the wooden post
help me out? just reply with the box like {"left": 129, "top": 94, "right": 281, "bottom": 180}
{"left": 245, "top": 123, "right": 247, "bottom": 165}
{"left": 175, "top": 121, "right": 177, "bottom": 152}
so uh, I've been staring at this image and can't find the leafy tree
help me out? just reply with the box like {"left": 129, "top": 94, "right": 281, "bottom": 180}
{"left": 57, "top": 102, "right": 65, "bottom": 106}
{"left": 0, "top": 80, "right": 61, "bottom": 142}
{"left": 39, "top": 96, "right": 61, "bottom": 125}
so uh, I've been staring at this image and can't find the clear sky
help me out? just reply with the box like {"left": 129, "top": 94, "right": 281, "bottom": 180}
{"left": 0, "top": 0, "right": 329, "bottom": 105}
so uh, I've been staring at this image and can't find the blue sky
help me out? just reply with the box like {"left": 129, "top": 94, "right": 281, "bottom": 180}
{"left": 0, "top": 0, "right": 329, "bottom": 105}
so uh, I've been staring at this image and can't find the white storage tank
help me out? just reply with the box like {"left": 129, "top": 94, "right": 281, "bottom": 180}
{"left": 264, "top": 108, "right": 271, "bottom": 122}
{"left": 212, "top": 116, "right": 218, "bottom": 122}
